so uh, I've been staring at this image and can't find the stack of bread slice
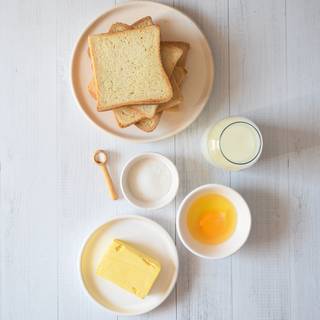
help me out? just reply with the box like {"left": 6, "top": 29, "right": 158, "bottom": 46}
{"left": 88, "top": 16, "right": 189, "bottom": 132}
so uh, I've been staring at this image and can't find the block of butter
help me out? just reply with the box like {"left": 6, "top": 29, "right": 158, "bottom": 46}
{"left": 96, "top": 239, "right": 161, "bottom": 299}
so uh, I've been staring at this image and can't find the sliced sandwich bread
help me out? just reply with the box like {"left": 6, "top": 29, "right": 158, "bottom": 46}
{"left": 88, "top": 20, "right": 184, "bottom": 127}
{"left": 88, "top": 25, "right": 173, "bottom": 110}
{"left": 164, "top": 41, "right": 190, "bottom": 67}
{"left": 135, "top": 112, "right": 163, "bottom": 132}
{"left": 157, "top": 75, "right": 182, "bottom": 112}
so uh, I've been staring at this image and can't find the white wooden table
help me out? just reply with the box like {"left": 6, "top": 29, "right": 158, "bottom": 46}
{"left": 1, "top": 0, "right": 320, "bottom": 319}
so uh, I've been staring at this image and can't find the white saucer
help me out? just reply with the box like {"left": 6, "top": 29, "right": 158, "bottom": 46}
{"left": 71, "top": 0, "right": 214, "bottom": 143}
{"left": 79, "top": 215, "right": 179, "bottom": 315}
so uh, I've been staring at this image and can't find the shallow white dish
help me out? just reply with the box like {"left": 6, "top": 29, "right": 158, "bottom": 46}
{"left": 121, "top": 153, "right": 179, "bottom": 209}
{"left": 176, "top": 184, "right": 251, "bottom": 259}
{"left": 71, "top": 0, "right": 214, "bottom": 143}
{"left": 79, "top": 215, "right": 179, "bottom": 315}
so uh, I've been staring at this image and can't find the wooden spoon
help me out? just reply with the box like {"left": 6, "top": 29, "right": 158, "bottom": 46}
{"left": 93, "top": 150, "right": 118, "bottom": 200}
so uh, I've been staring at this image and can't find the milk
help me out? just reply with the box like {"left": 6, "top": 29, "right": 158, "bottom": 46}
{"left": 202, "top": 117, "right": 263, "bottom": 171}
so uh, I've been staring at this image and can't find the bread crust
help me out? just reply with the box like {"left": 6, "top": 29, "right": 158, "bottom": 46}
{"left": 88, "top": 25, "right": 173, "bottom": 110}
{"left": 162, "top": 41, "right": 190, "bottom": 67}
{"left": 135, "top": 112, "right": 162, "bottom": 132}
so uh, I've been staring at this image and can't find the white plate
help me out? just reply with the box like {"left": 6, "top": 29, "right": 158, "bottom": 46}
{"left": 79, "top": 215, "right": 179, "bottom": 315}
{"left": 71, "top": 0, "right": 214, "bottom": 143}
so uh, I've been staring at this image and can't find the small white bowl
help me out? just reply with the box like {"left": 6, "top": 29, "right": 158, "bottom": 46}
{"left": 121, "top": 153, "right": 179, "bottom": 209}
{"left": 176, "top": 184, "right": 251, "bottom": 259}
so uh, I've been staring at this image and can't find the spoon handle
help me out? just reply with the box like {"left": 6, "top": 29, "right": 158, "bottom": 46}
{"left": 100, "top": 165, "right": 118, "bottom": 200}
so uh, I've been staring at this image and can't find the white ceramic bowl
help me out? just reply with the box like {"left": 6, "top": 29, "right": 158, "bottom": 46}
{"left": 121, "top": 153, "right": 179, "bottom": 209}
{"left": 176, "top": 184, "right": 251, "bottom": 259}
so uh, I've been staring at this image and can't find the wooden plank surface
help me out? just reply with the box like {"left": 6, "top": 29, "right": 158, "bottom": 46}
{"left": 286, "top": 0, "right": 320, "bottom": 318}
{"left": 0, "top": 1, "right": 58, "bottom": 319}
{"left": 1, "top": 0, "right": 320, "bottom": 319}
{"left": 228, "top": 1, "right": 290, "bottom": 319}
{"left": 173, "top": 1, "right": 231, "bottom": 320}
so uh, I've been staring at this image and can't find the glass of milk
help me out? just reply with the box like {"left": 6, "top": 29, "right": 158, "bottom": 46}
{"left": 201, "top": 117, "right": 263, "bottom": 171}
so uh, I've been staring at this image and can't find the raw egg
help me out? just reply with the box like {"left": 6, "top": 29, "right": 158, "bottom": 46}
{"left": 187, "top": 193, "right": 237, "bottom": 244}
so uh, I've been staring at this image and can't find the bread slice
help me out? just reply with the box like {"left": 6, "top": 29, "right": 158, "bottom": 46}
{"left": 118, "top": 43, "right": 183, "bottom": 120}
{"left": 162, "top": 66, "right": 188, "bottom": 112}
{"left": 112, "top": 42, "right": 183, "bottom": 127}
{"left": 108, "top": 25, "right": 183, "bottom": 78}
{"left": 105, "top": 20, "right": 158, "bottom": 120}
{"left": 89, "top": 18, "right": 182, "bottom": 125}
{"left": 113, "top": 107, "right": 148, "bottom": 128}
{"left": 108, "top": 16, "right": 153, "bottom": 33}
{"left": 114, "top": 42, "right": 183, "bottom": 121}
{"left": 135, "top": 112, "right": 162, "bottom": 132}
{"left": 157, "top": 76, "right": 182, "bottom": 112}
{"left": 163, "top": 41, "right": 190, "bottom": 67}
{"left": 160, "top": 43, "right": 184, "bottom": 76}
{"left": 136, "top": 65, "right": 188, "bottom": 134}
{"left": 88, "top": 25, "right": 173, "bottom": 110}
{"left": 130, "top": 43, "right": 184, "bottom": 120}
{"left": 108, "top": 22, "right": 130, "bottom": 33}
{"left": 108, "top": 20, "right": 160, "bottom": 121}
{"left": 88, "top": 75, "right": 160, "bottom": 119}
{"left": 136, "top": 43, "right": 190, "bottom": 131}
{"left": 109, "top": 20, "right": 183, "bottom": 122}
{"left": 173, "top": 66, "right": 188, "bottom": 87}
{"left": 131, "top": 16, "right": 154, "bottom": 29}
{"left": 153, "top": 66, "right": 187, "bottom": 114}
{"left": 87, "top": 19, "right": 159, "bottom": 127}
{"left": 135, "top": 70, "right": 184, "bottom": 132}
{"left": 87, "top": 18, "right": 189, "bottom": 130}
{"left": 92, "top": 23, "right": 183, "bottom": 127}
{"left": 108, "top": 21, "right": 182, "bottom": 126}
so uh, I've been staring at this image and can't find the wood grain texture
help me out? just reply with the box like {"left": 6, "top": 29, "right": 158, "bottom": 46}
{"left": 1, "top": 0, "right": 320, "bottom": 319}
{"left": 286, "top": 0, "right": 320, "bottom": 318}
{"left": 0, "top": 1, "right": 58, "bottom": 319}
{"left": 229, "top": 1, "right": 290, "bottom": 319}
{"left": 173, "top": 1, "right": 231, "bottom": 320}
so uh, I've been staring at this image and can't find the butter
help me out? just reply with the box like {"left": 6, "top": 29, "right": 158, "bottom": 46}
{"left": 96, "top": 239, "right": 161, "bottom": 299}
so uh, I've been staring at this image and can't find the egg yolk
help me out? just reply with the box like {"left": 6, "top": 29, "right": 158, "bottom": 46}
{"left": 187, "top": 193, "right": 237, "bottom": 244}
